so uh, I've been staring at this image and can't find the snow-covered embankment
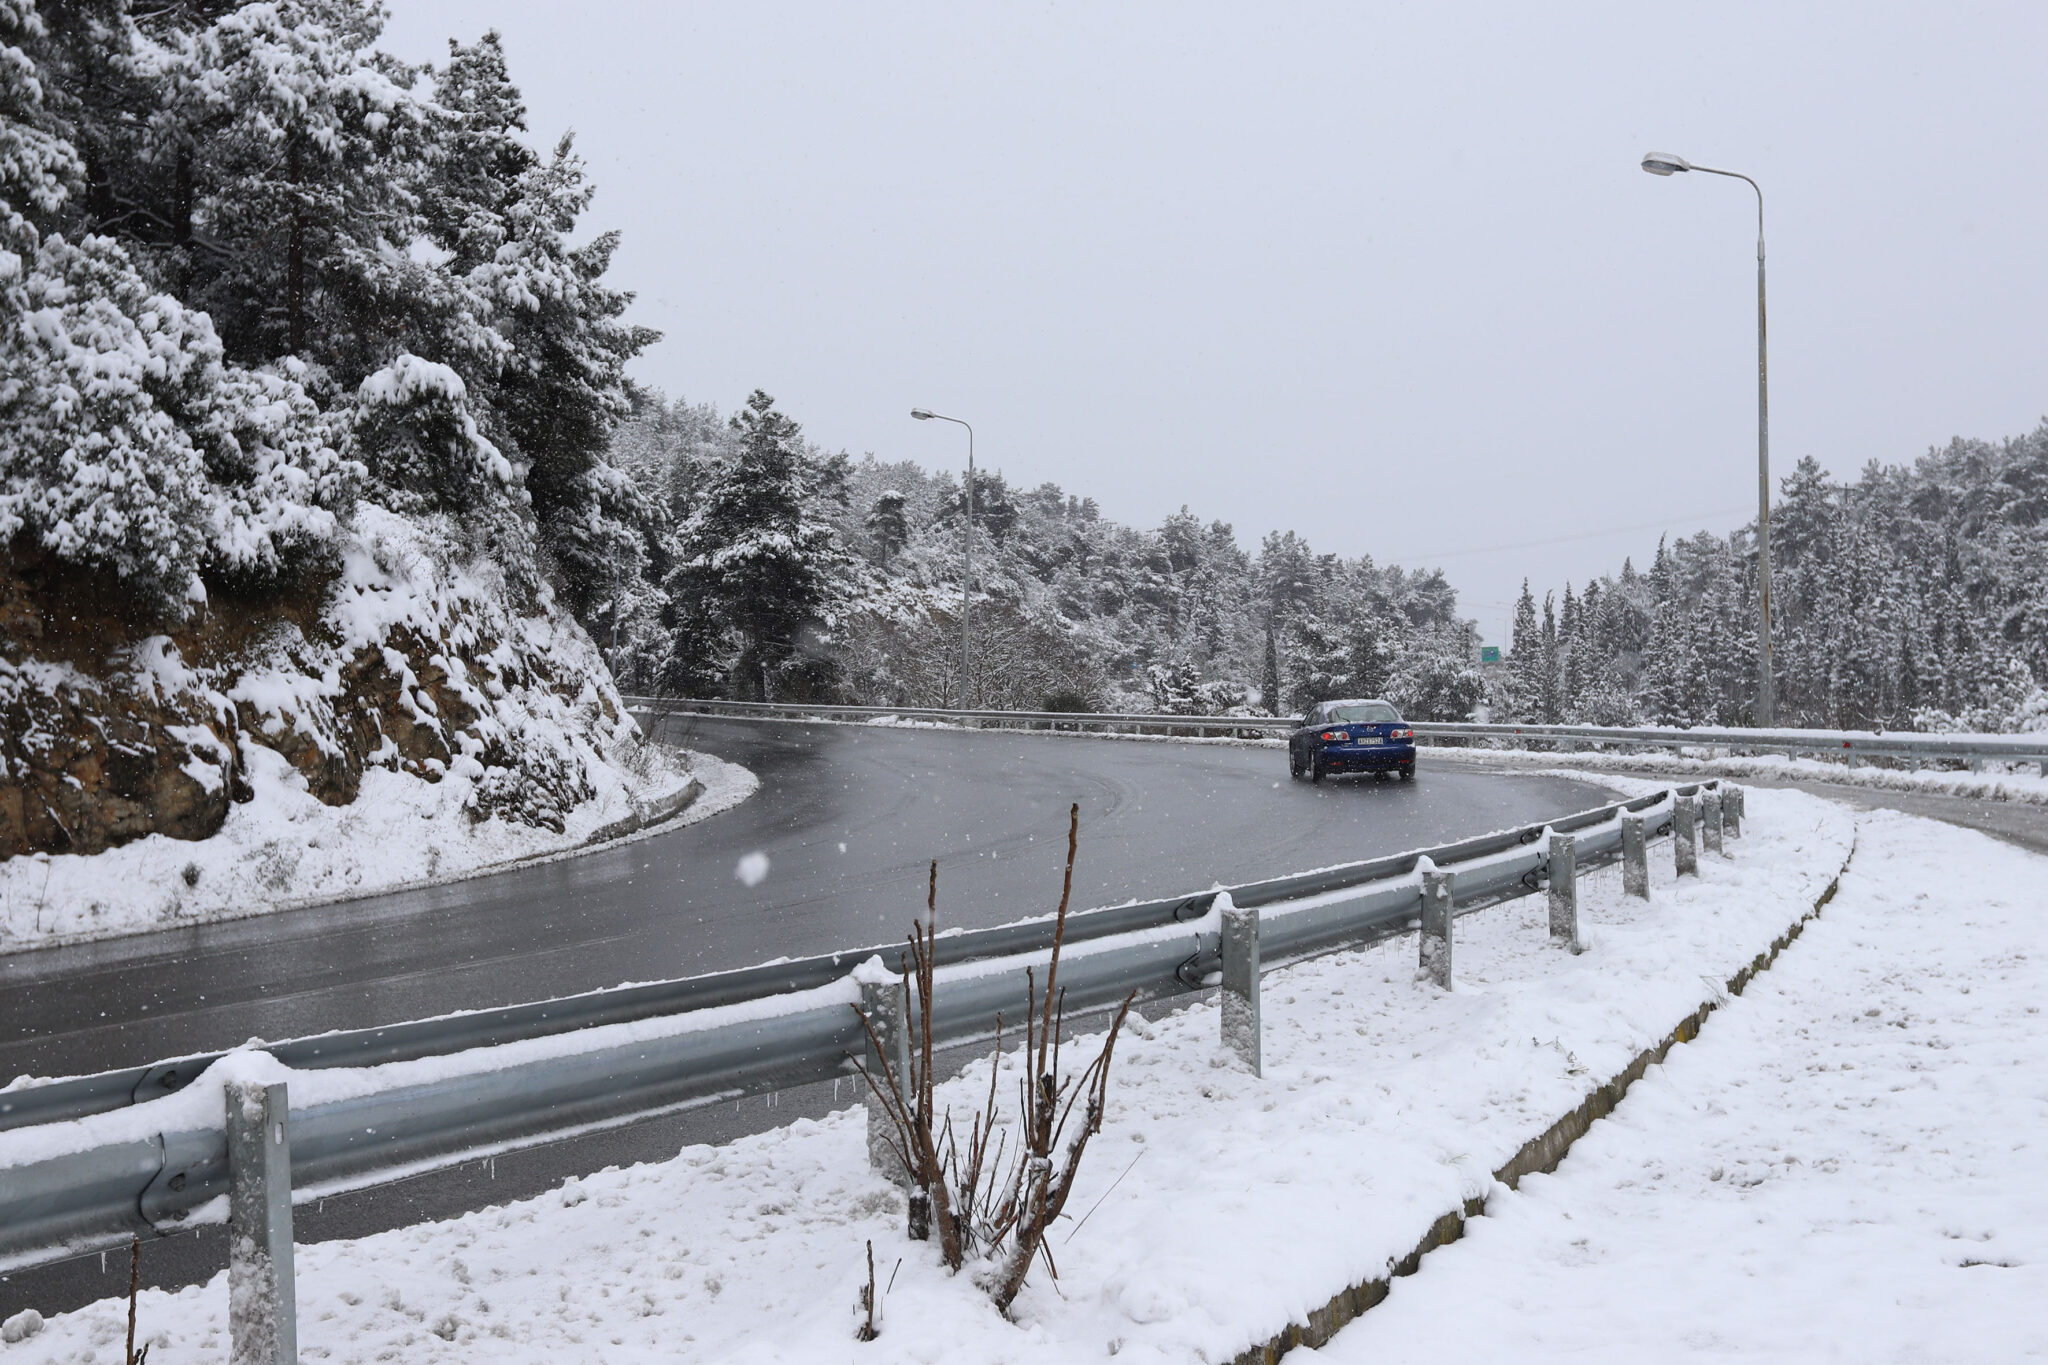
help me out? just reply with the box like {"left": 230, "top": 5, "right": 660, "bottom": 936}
{"left": 11, "top": 786, "right": 1869, "bottom": 1363}
{"left": 1307, "top": 802, "right": 2048, "bottom": 1363}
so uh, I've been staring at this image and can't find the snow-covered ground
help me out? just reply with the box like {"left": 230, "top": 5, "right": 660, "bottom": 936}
{"left": 1429, "top": 741, "right": 2048, "bottom": 807}
{"left": 0, "top": 748, "right": 755, "bottom": 953}
{"left": 1305, "top": 804, "right": 2048, "bottom": 1363}
{"left": 5, "top": 785, "right": 1880, "bottom": 1363}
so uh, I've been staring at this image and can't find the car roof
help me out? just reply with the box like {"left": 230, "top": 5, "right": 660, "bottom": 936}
{"left": 1318, "top": 698, "right": 1397, "bottom": 711}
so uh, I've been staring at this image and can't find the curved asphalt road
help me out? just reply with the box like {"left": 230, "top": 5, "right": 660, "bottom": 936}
{"left": 0, "top": 725, "right": 1613, "bottom": 1313}
{"left": 0, "top": 719, "right": 1612, "bottom": 1084}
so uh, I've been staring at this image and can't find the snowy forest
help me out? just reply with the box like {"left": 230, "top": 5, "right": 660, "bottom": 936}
{"left": 4, "top": 1, "right": 2044, "bottom": 740}
{"left": 1, "top": 1, "right": 647, "bottom": 628}
{"left": 1496, "top": 436, "right": 2048, "bottom": 733}
{"left": 596, "top": 388, "right": 1486, "bottom": 719}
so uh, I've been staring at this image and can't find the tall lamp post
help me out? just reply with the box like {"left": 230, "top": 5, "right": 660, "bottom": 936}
{"left": 910, "top": 407, "right": 975, "bottom": 709}
{"left": 1641, "top": 151, "right": 1776, "bottom": 726}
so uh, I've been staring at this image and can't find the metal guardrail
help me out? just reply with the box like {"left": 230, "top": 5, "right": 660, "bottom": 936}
{"left": 0, "top": 778, "right": 1716, "bottom": 1273}
{"left": 626, "top": 695, "right": 2048, "bottom": 771}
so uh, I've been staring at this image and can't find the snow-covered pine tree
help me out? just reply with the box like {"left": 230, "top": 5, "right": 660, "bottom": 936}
{"left": 147, "top": 0, "right": 447, "bottom": 379}
{"left": 669, "top": 391, "right": 848, "bottom": 699}
{"left": 1261, "top": 626, "right": 1281, "bottom": 714}
{"left": 1348, "top": 611, "right": 1391, "bottom": 700}
{"left": 866, "top": 490, "right": 909, "bottom": 567}
{"left": 1538, "top": 590, "right": 1562, "bottom": 723}
{"left": 1387, "top": 623, "right": 1483, "bottom": 721}
{"left": 1, "top": 1, "right": 356, "bottom": 613}
{"left": 1506, "top": 579, "right": 1541, "bottom": 722}
{"left": 423, "top": 34, "right": 658, "bottom": 619}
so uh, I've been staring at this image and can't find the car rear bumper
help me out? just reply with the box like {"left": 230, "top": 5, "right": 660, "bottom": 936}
{"left": 1319, "top": 744, "right": 1415, "bottom": 771}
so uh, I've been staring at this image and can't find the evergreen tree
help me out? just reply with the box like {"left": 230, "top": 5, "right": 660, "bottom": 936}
{"left": 148, "top": 0, "right": 446, "bottom": 379}
{"left": 1506, "top": 580, "right": 1541, "bottom": 721}
{"left": 1349, "top": 613, "right": 1391, "bottom": 699}
{"left": 1, "top": 1, "right": 355, "bottom": 613}
{"left": 1261, "top": 627, "right": 1281, "bottom": 713}
{"left": 669, "top": 391, "right": 847, "bottom": 699}
{"left": 423, "top": 35, "right": 657, "bottom": 612}
{"left": 1539, "top": 591, "right": 1562, "bottom": 723}
{"left": 866, "top": 489, "right": 909, "bottom": 566}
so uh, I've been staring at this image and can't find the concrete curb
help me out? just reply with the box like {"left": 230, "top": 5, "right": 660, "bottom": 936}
{"left": 1225, "top": 833, "right": 1860, "bottom": 1365}
{"left": 583, "top": 777, "right": 703, "bottom": 848}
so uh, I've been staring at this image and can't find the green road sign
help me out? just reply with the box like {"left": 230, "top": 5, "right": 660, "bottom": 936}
{"left": 1479, "top": 646, "right": 1502, "bottom": 664}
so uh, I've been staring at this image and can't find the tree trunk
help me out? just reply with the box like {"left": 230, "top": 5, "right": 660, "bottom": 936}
{"left": 286, "top": 140, "right": 305, "bottom": 356}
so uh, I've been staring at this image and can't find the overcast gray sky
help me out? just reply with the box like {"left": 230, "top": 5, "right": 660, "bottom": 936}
{"left": 382, "top": 1, "right": 2048, "bottom": 642}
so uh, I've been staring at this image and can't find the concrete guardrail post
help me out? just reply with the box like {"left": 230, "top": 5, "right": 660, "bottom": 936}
{"left": 1621, "top": 812, "right": 1650, "bottom": 898}
{"left": 1547, "top": 833, "right": 1582, "bottom": 953}
{"left": 1723, "top": 785, "right": 1744, "bottom": 839}
{"left": 856, "top": 967, "right": 912, "bottom": 1185}
{"left": 1218, "top": 895, "right": 1261, "bottom": 1076}
{"left": 227, "top": 1080, "right": 296, "bottom": 1365}
{"left": 1702, "top": 789, "right": 1725, "bottom": 855}
{"left": 1674, "top": 795, "right": 1699, "bottom": 877}
{"left": 1418, "top": 859, "right": 1453, "bottom": 990}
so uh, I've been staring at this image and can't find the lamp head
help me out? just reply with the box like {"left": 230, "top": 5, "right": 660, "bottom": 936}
{"left": 910, "top": 407, "right": 935, "bottom": 420}
{"left": 1641, "top": 151, "right": 1692, "bottom": 176}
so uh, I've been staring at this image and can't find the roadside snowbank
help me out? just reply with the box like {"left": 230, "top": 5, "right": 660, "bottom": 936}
{"left": 0, "top": 749, "right": 753, "bottom": 953}
{"left": 1428, "top": 741, "right": 2048, "bottom": 806}
{"left": 1307, "top": 804, "right": 2048, "bottom": 1363}
{"left": 14, "top": 787, "right": 1853, "bottom": 1363}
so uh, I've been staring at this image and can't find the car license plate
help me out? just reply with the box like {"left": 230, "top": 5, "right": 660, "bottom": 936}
{"left": 1357, "top": 736, "right": 1382, "bottom": 746}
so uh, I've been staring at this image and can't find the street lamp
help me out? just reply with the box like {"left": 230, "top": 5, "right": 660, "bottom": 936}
{"left": 1640, "top": 150, "right": 1777, "bottom": 726}
{"left": 910, "top": 407, "right": 976, "bottom": 709}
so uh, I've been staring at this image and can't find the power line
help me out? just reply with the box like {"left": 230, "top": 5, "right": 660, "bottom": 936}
{"left": 1380, "top": 504, "right": 1755, "bottom": 566}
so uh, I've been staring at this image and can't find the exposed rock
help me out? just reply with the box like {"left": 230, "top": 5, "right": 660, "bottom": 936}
{"left": 2, "top": 508, "right": 631, "bottom": 862}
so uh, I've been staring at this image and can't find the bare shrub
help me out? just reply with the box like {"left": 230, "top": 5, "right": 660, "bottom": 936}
{"left": 853, "top": 802, "right": 1133, "bottom": 1316}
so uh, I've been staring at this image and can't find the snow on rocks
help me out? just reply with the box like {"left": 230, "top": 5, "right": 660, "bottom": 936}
{"left": 0, "top": 505, "right": 758, "bottom": 951}
{"left": 1307, "top": 803, "right": 2048, "bottom": 1364}
{"left": 17, "top": 788, "right": 1860, "bottom": 1363}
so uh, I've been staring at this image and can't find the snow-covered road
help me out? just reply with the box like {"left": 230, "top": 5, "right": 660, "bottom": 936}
{"left": 1308, "top": 805, "right": 2048, "bottom": 1363}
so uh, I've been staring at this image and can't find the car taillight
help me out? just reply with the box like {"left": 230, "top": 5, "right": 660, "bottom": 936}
{"left": 1390, "top": 728, "right": 1413, "bottom": 740}
{"left": 1320, "top": 730, "right": 1348, "bottom": 742}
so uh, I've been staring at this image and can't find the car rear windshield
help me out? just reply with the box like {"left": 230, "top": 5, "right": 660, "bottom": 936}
{"left": 1327, "top": 703, "right": 1400, "bottom": 723}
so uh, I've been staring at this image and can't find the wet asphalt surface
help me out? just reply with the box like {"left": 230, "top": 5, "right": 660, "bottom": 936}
{"left": 0, "top": 718, "right": 1616, "bottom": 1084}
{"left": 1, "top": 720, "right": 1616, "bottom": 1315}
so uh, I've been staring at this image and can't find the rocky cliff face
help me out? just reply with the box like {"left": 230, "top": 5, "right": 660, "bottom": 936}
{"left": 1, "top": 505, "right": 633, "bottom": 862}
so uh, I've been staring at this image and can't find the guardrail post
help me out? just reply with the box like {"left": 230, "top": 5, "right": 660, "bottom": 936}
{"left": 1702, "top": 789, "right": 1725, "bottom": 855}
{"left": 226, "top": 1080, "right": 296, "bottom": 1365}
{"left": 1723, "top": 785, "right": 1744, "bottom": 839}
{"left": 1674, "top": 795, "right": 1699, "bottom": 877}
{"left": 1418, "top": 859, "right": 1453, "bottom": 990}
{"left": 1218, "top": 894, "right": 1261, "bottom": 1077}
{"left": 1547, "top": 834, "right": 1582, "bottom": 953}
{"left": 856, "top": 969, "right": 911, "bottom": 1186}
{"left": 1621, "top": 813, "right": 1650, "bottom": 898}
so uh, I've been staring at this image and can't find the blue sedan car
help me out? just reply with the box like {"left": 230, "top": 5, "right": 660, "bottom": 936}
{"left": 1288, "top": 698, "right": 1417, "bottom": 783}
